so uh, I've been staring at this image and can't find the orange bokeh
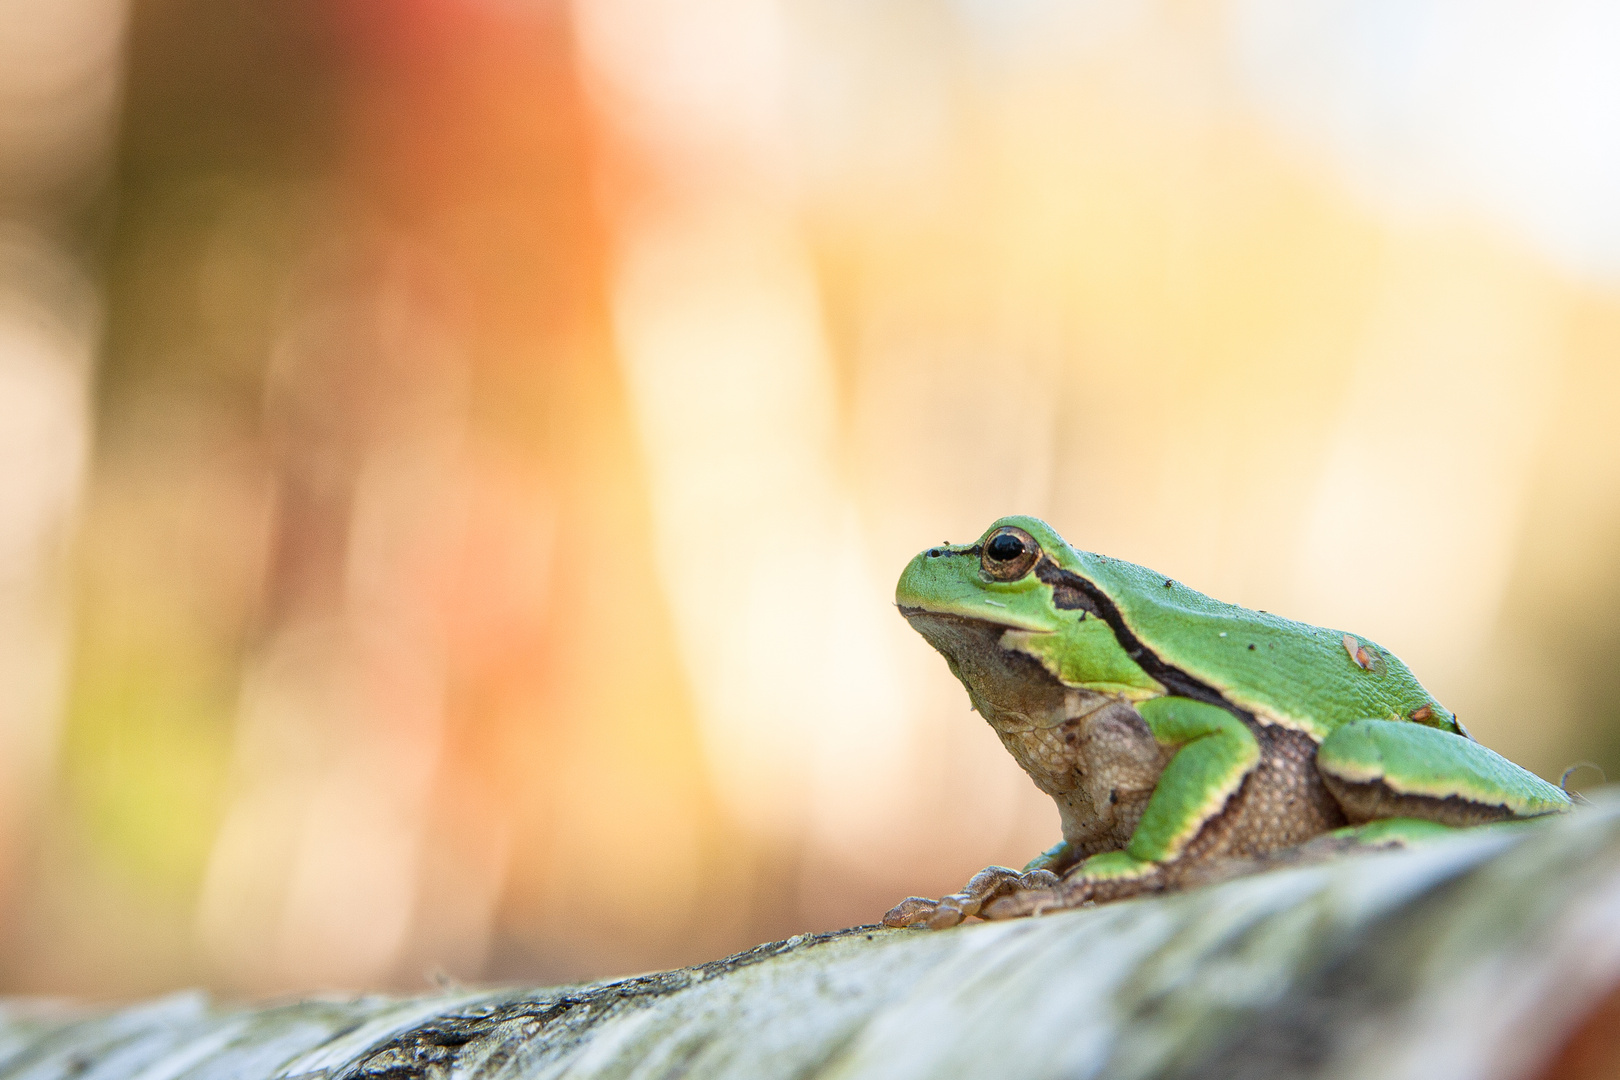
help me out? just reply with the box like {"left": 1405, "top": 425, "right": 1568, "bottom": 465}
{"left": 0, "top": 0, "right": 1618, "bottom": 997}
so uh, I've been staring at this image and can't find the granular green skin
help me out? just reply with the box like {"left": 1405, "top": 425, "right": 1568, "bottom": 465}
{"left": 1014, "top": 515, "right": 1456, "bottom": 740}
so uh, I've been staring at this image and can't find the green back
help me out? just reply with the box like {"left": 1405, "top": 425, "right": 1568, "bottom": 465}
{"left": 1005, "top": 517, "right": 1455, "bottom": 740}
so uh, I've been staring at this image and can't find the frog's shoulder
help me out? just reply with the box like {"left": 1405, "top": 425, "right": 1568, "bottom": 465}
{"left": 1057, "top": 546, "right": 1449, "bottom": 739}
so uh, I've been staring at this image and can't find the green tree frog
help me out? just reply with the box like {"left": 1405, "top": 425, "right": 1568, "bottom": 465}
{"left": 884, "top": 515, "right": 1572, "bottom": 929}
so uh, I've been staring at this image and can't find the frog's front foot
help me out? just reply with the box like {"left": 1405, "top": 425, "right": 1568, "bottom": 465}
{"left": 882, "top": 865, "right": 1063, "bottom": 929}
{"left": 980, "top": 875, "right": 1163, "bottom": 919}
{"left": 978, "top": 886, "right": 1069, "bottom": 919}
{"left": 981, "top": 852, "right": 1169, "bottom": 919}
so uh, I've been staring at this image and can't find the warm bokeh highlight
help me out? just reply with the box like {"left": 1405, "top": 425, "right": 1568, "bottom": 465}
{"left": 1, "top": 0, "right": 1618, "bottom": 996}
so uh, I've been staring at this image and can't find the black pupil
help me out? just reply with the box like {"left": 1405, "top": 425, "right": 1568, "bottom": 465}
{"left": 987, "top": 533, "right": 1026, "bottom": 562}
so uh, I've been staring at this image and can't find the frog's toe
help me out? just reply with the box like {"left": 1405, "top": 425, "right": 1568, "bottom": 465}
{"left": 882, "top": 894, "right": 972, "bottom": 929}
{"left": 949, "top": 865, "right": 1026, "bottom": 913}
{"left": 982, "top": 887, "right": 1065, "bottom": 920}
{"left": 923, "top": 899, "right": 969, "bottom": 930}
{"left": 883, "top": 865, "right": 1045, "bottom": 929}
{"left": 881, "top": 896, "right": 942, "bottom": 928}
{"left": 978, "top": 869, "right": 1090, "bottom": 919}
{"left": 1018, "top": 869, "right": 1062, "bottom": 890}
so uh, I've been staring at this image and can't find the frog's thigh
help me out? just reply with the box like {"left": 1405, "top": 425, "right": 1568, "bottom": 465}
{"left": 1125, "top": 697, "right": 1261, "bottom": 863}
{"left": 1316, "top": 719, "right": 1572, "bottom": 826}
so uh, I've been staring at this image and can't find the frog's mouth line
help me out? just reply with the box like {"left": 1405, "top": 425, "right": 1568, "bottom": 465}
{"left": 896, "top": 606, "right": 1042, "bottom": 648}
{"left": 896, "top": 605, "right": 1040, "bottom": 641}
{"left": 897, "top": 605, "right": 1006, "bottom": 624}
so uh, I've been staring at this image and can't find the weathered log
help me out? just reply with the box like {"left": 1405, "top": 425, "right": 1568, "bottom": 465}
{"left": 6, "top": 795, "right": 1620, "bottom": 1080}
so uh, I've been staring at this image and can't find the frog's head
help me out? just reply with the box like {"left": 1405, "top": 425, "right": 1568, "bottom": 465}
{"left": 896, "top": 515, "right": 1079, "bottom": 633}
{"left": 896, "top": 516, "right": 1107, "bottom": 728}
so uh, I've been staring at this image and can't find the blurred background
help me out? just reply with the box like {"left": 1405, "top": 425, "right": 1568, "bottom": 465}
{"left": 2, "top": 0, "right": 1619, "bottom": 998}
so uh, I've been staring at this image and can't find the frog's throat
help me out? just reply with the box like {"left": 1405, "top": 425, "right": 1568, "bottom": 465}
{"left": 1030, "top": 557, "right": 1235, "bottom": 713}
{"left": 901, "top": 608, "right": 1072, "bottom": 718}
{"left": 901, "top": 607, "right": 1136, "bottom": 735}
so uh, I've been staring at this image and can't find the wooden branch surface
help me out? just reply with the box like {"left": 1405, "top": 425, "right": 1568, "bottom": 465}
{"left": 6, "top": 797, "right": 1620, "bottom": 1080}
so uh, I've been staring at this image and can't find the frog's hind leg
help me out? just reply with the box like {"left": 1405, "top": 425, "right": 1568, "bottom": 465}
{"left": 1316, "top": 719, "right": 1572, "bottom": 826}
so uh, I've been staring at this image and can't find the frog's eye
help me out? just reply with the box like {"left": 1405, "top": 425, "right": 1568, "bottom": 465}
{"left": 981, "top": 527, "right": 1040, "bottom": 581}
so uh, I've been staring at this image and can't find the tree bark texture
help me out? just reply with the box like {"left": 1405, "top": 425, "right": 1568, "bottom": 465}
{"left": 6, "top": 797, "right": 1620, "bottom": 1080}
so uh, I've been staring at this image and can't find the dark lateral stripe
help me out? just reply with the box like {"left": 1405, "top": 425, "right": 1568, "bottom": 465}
{"left": 1034, "top": 558, "right": 1238, "bottom": 713}
{"left": 1320, "top": 777, "right": 1520, "bottom": 828}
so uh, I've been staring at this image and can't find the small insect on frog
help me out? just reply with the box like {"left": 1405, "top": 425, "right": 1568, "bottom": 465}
{"left": 884, "top": 515, "right": 1572, "bottom": 929}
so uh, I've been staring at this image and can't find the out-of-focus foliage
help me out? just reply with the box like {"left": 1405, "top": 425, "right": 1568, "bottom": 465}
{"left": 1, "top": 0, "right": 1619, "bottom": 997}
